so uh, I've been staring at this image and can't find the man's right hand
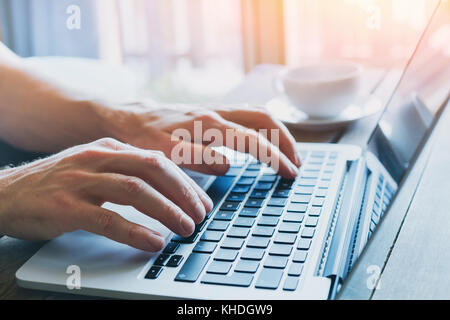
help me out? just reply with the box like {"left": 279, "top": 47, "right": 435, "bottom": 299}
{"left": 0, "top": 138, "right": 213, "bottom": 252}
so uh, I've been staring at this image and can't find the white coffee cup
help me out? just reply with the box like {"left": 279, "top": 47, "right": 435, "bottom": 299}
{"left": 273, "top": 62, "right": 363, "bottom": 118}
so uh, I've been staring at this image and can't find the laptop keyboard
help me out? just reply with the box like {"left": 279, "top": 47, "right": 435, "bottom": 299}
{"left": 145, "top": 150, "right": 339, "bottom": 291}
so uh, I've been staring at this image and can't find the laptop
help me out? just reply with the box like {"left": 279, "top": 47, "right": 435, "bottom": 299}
{"left": 16, "top": 0, "right": 450, "bottom": 299}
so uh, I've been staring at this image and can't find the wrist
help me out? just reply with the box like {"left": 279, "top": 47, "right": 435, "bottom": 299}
{"left": 90, "top": 101, "right": 151, "bottom": 143}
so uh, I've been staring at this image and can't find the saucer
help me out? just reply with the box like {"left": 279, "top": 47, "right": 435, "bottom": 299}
{"left": 265, "top": 95, "right": 383, "bottom": 131}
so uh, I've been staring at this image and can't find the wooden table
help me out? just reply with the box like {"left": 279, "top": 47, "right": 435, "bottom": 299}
{"left": 2, "top": 63, "right": 445, "bottom": 300}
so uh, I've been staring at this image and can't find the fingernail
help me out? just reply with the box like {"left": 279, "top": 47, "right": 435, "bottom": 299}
{"left": 148, "top": 234, "right": 165, "bottom": 251}
{"left": 289, "top": 163, "right": 299, "bottom": 177}
{"left": 295, "top": 154, "right": 302, "bottom": 167}
{"left": 180, "top": 215, "right": 195, "bottom": 235}
{"left": 194, "top": 201, "right": 206, "bottom": 222}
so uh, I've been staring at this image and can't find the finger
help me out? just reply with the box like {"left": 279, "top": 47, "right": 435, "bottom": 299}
{"left": 169, "top": 161, "right": 214, "bottom": 213}
{"left": 80, "top": 205, "right": 166, "bottom": 252}
{"left": 157, "top": 132, "right": 230, "bottom": 176}
{"left": 218, "top": 108, "right": 302, "bottom": 167}
{"left": 201, "top": 119, "right": 299, "bottom": 179}
{"left": 92, "top": 149, "right": 208, "bottom": 223}
{"left": 85, "top": 173, "right": 196, "bottom": 237}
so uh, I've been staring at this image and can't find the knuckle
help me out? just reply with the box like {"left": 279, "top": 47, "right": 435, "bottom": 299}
{"left": 128, "top": 224, "right": 140, "bottom": 240}
{"left": 74, "top": 147, "right": 106, "bottom": 161}
{"left": 97, "top": 211, "right": 115, "bottom": 233}
{"left": 122, "top": 176, "right": 146, "bottom": 195}
{"left": 196, "top": 111, "right": 220, "bottom": 123}
{"left": 52, "top": 192, "right": 76, "bottom": 211}
{"left": 145, "top": 153, "right": 167, "bottom": 170}
{"left": 95, "top": 137, "right": 121, "bottom": 150}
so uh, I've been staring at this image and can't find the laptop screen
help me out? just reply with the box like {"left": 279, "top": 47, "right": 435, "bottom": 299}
{"left": 367, "top": 0, "right": 450, "bottom": 182}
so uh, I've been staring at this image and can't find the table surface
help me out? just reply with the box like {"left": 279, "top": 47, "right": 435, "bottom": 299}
{"left": 2, "top": 63, "right": 448, "bottom": 299}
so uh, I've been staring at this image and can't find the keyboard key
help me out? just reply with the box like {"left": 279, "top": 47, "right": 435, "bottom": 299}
{"left": 145, "top": 266, "right": 162, "bottom": 279}
{"left": 297, "top": 238, "right": 312, "bottom": 250}
{"left": 278, "top": 222, "right": 301, "bottom": 233}
{"left": 194, "top": 219, "right": 208, "bottom": 232}
{"left": 255, "top": 268, "right": 284, "bottom": 289}
{"left": 226, "top": 193, "right": 246, "bottom": 202}
{"left": 272, "top": 189, "right": 290, "bottom": 198}
{"left": 305, "top": 216, "right": 319, "bottom": 227}
{"left": 303, "top": 164, "right": 322, "bottom": 171}
{"left": 200, "top": 231, "right": 223, "bottom": 242}
{"left": 246, "top": 163, "right": 261, "bottom": 171}
{"left": 291, "top": 194, "right": 311, "bottom": 203}
{"left": 262, "top": 206, "right": 284, "bottom": 216}
{"left": 171, "top": 233, "right": 199, "bottom": 244}
{"left": 231, "top": 185, "right": 250, "bottom": 193}
{"left": 283, "top": 276, "right": 299, "bottom": 291}
{"left": 264, "top": 256, "right": 288, "bottom": 269}
{"left": 207, "top": 261, "right": 232, "bottom": 274}
{"left": 166, "top": 255, "right": 184, "bottom": 267}
{"left": 237, "top": 177, "right": 255, "bottom": 186}
{"left": 247, "top": 237, "right": 270, "bottom": 248}
{"left": 298, "top": 179, "right": 317, "bottom": 187}
{"left": 214, "top": 211, "right": 236, "bottom": 221}
{"left": 269, "top": 244, "right": 292, "bottom": 256}
{"left": 294, "top": 186, "right": 314, "bottom": 195}
{"left": 315, "top": 189, "right": 328, "bottom": 197}
{"left": 214, "top": 249, "right": 239, "bottom": 262}
{"left": 193, "top": 241, "right": 217, "bottom": 254}
{"left": 225, "top": 168, "right": 242, "bottom": 177}
{"left": 207, "top": 220, "right": 230, "bottom": 231}
{"left": 283, "top": 212, "right": 305, "bottom": 223}
{"left": 220, "top": 201, "right": 241, "bottom": 211}
{"left": 288, "top": 263, "right": 304, "bottom": 276}
{"left": 258, "top": 175, "right": 277, "bottom": 183}
{"left": 312, "top": 198, "right": 325, "bottom": 206}
{"left": 277, "top": 179, "right": 295, "bottom": 189}
{"left": 250, "top": 190, "right": 269, "bottom": 199}
{"left": 257, "top": 216, "right": 279, "bottom": 227}
{"left": 267, "top": 198, "right": 287, "bottom": 207}
{"left": 241, "top": 248, "right": 265, "bottom": 260}
{"left": 301, "top": 227, "right": 315, "bottom": 238}
{"left": 254, "top": 182, "right": 273, "bottom": 191}
{"left": 274, "top": 233, "right": 297, "bottom": 245}
{"left": 227, "top": 227, "right": 250, "bottom": 238}
{"left": 201, "top": 273, "right": 253, "bottom": 287}
{"left": 244, "top": 199, "right": 264, "bottom": 208}
{"left": 318, "top": 181, "right": 330, "bottom": 189}
{"left": 239, "top": 208, "right": 260, "bottom": 218}
{"left": 252, "top": 226, "right": 275, "bottom": 237}
{"left": 308, "top": 207, "right": 322, "bottom": 217}
{"left": 221, "top": 238, "right": 244, "bottom": 250}
{"left": 175, "top": 253, "right": 210, "bottom": 282}
{"left": 293, "top": 250, "right": 308, "bottom": 263}
{"left": 163, "top": 242, "right": 180, "bottom": 254}
{"left": 242, "top": 170, "right": 259, "bottom": 178}
{"left": 287, "top": 203, "right": 308, "bottom": 212}
{"left": 235, "top": 260, "right": 260, "bottom": 273}
{"left": 301, "top": 171, "right": 319, "bottom": 179}
{"left": 207, "top": 176, "right": 236, "bottom": 209}
{"left": 233, "top": 217, "right": 255, "bottom": 228}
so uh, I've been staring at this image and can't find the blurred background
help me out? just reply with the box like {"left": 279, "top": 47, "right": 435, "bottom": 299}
{"left": 0, "top": 0, "right": 443, "bottom": 103}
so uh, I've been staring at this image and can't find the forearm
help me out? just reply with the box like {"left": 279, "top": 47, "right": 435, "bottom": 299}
{"left": 0, "top": 45, "right": 118, "bottom": 152}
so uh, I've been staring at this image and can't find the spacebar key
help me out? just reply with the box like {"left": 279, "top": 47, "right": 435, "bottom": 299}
{"left": 201, "top": 273, "right": 253, "bottom": 287}
{"left": 175, "top": 253, "right": 210, "bottom": 283}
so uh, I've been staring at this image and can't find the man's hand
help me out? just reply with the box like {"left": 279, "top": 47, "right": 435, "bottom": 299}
{"left": 0, "top": 138, "right": 213, "bottom": 252}
{"left": 102, "top": 104, "right": 301, "bottom": 178}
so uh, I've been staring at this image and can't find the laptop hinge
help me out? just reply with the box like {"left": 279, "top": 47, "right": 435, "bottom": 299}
{"left": 323, "top": 157, "right": 368, "bottom": 299}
